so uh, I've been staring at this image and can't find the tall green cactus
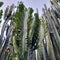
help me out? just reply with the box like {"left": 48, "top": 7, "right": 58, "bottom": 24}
{"left": 12, "top": 2, "right": 27, "bottom": 60}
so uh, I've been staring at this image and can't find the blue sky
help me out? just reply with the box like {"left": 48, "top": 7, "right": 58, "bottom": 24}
{"left": 0, "top": 0, "right": 51, "bottom": 16}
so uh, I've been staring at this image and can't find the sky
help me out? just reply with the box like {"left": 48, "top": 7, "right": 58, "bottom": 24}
{"left": 0, "top": 0, "right": 51, "bottom": 17}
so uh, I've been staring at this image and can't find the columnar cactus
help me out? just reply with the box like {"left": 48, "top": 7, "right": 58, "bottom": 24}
{"left": 0, "top": 0, "right": 60, "bottom": 60}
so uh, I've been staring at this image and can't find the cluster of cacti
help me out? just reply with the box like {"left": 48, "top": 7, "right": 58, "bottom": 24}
{"left": 11, "top": 2, "right": 41, "bottom": 60}
{"left": 0, "top": 0, "right": 60, "bottom": 60}
{"left": 0, "top": 3, "right": 15, "bottom": 60}
{"left": 41, "top": 0, "right": 60, "bottom": 60}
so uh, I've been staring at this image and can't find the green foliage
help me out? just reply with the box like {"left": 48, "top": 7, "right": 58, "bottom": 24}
{"left": 0, "top": 2, "right": 3, "bottom": 7}
{"left": 28, "top": 8, "right": 33, "bottom": 21}
{"left": 0, "top": 9, "right": 3, "bottom": 19}
{"left": 27, "top": 8, "right": 34, "bottom": 47}
{"left": 18, "top": 2, "right": 25, "bottom": 12}
{"left": 28, "top": 8, "right": 34, "bottom": 31}
{"left": 31, "top": 13, "right": 40, "bottom": 50}
{"left": 0, "top": 9, "right": 3, "bottom": 23}
{"left": 29, "top": 7, "right": 34, "bottom": 14}
{"left": 34, "top": 13, "right": 40, "bottom": 40}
